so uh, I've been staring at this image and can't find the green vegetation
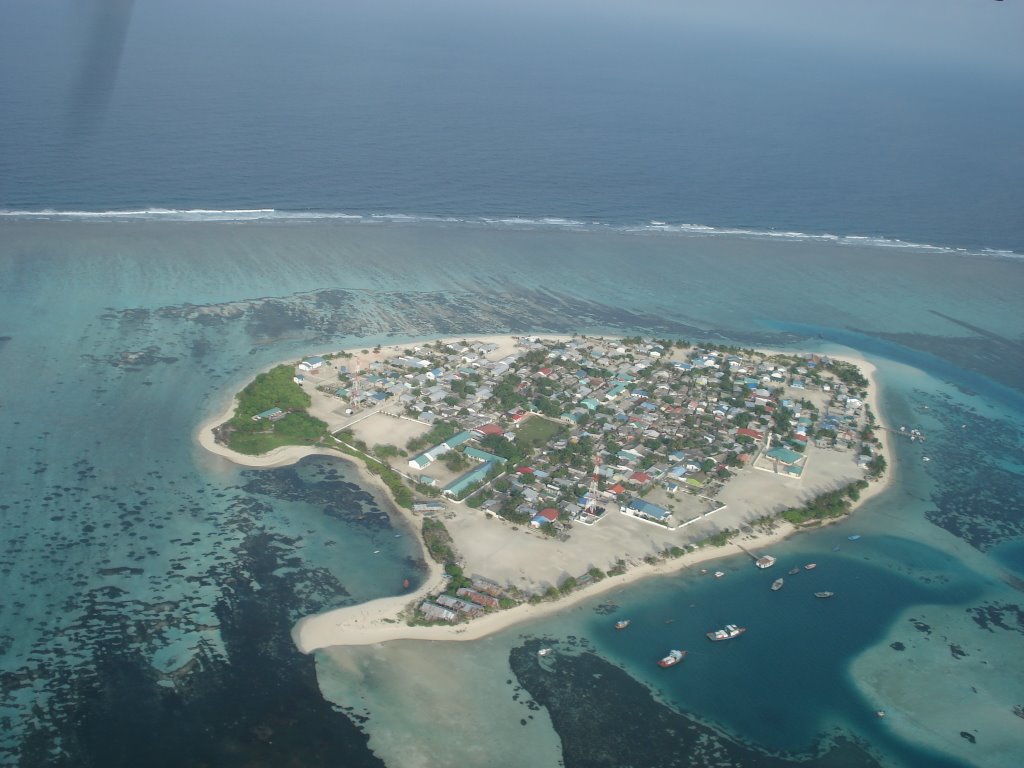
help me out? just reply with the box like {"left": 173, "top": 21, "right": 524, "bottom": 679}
{"left": 695, "top": 528, "right": 737, "bottom": 548}
{"left": 515, "top": 415, "right": 566, "bottom": 452}
{"left": 228, "top": 412, "right": 328, "bottom": 455}
{"left": 406, "top": 420, "right": 460, "bottom": 453}
{"left": 826, "top": 360, "right": 868, "bottom": 391}
{"left": 780, "top": 480, "right": 869, "bottom": 525}
{"left": 233, "top": 364, "right": 311, "bottom": 419}
{"left": 223, "top": 365, "right": 328, "bottom": 454}
{"left": 866, "top": 454, "right": 887, "bottom": 479}
{"left": 422, "top": 518, "right": 458, "bottom": 567}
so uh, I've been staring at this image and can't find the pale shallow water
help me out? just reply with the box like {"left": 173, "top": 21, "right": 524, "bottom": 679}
{"left": 0, "top": 220, "right": 1021, "bottom": 766}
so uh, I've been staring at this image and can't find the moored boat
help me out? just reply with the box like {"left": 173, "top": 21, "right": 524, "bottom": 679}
{"left": 537, "top": 647, "right": 553, "bottom": 656}
{"left": 707, "top": 624, "right": 746, "bottom": 641}
{"left": 804, "top": 563, "right": 817, "bottom": 570}
{"left": 815, "top": 591, "right": 834, "bottom": 599}
{"left": 755, "top": 555, "right": 776, "bottom": 569}
{"left": 714, "top": 570, "right": 725, "bottom": 579}
{"left": 771, "top": 578, "right": 784, "bottom": 591}
{"left": 788, "top": 567, "right": 800, "bottom": 575}
{"left": 615, "top": 619, "right": 631, "bottom": 630}
{"left": 848, "top": 534, "right": 862, "bottom": 541}
{"left": 657, "top": 649, "right": 687, "bottom": 668}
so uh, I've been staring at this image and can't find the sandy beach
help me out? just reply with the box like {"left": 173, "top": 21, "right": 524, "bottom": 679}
{"left": 195, "top": 335, "right": 894, "bottom": 656}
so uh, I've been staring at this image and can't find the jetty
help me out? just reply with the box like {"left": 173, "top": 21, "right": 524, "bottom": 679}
{"left": 738, "top": 544, "right": 776, "bottom": 569}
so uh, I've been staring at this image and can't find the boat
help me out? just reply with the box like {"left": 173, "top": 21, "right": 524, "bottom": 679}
{"left": 537, "top": 647, "right": 553, "bottom": 657}
{"left": 771, "top": 578, "right": 784, "bottom": 591}
{"left": 714, "top": 571, "right": 725, "bottom": 579}
{"left": 657, "top": 649, "right": 687, "bottom": 668}
{"left": 848, "top": 534, "right": 862, "bottom": 541}
{"left": 755, "top": 555, "right": 776, "bottom": 569}
{"left": 707, "top": 624, "right": 747, "bottom": 641}
{"left": 815, "top": 591, "right": 834, "bottom": 599}
{"left": 875, "top": 710, "right": 887, "bottom": 718}
{"left": 788, "top": 567, "right": 800, "bottom": 575}
{"left": 402, "top": 578, "right": 410, "bottom": 589}
{"left": 804, "top": 563, "right": 817, "bottom": 570}
{"left": 615, "top": 619, "right": 631, "bottom": 630}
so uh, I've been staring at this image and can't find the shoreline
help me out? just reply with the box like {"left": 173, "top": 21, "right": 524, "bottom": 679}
{"left": 194, "top": 335, "right": 894, "bottom": 655}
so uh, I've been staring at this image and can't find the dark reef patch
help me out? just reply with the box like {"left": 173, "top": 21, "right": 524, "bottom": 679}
{"left": 966, "top": 602, "right": 1024, "bottom": 635}
{"left": 13, "top": 528, "right": 382, "bottom": 768}
{"left": 912, "top": 391, "right": 1024, "bottom": 552}
{"left": 509, "top": 642, "right": 883, "bottom": 768}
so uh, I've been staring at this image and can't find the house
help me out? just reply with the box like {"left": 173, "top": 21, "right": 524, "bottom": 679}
{"left": 622, "top": 498, "right": 672, "bottom": 524}
{"left": 408, "top": 453, "right": 432, "bottom": 470}
{"left": 457, "top": 587, "right": 500, "bottom": 609}
{"left": 419, "top": 602, "right": 457, "bottom": 622}
{"left": 298, "top": 356, "right": 325, "bottom": 372}
{"left": 530, "top": 508, "right": 560, "bottom": 528}
{"left": 252, "top": 407, "right": 285, "bottom": 422}
{"left": 442, "top": 462, "right": 494, "bottom": 498}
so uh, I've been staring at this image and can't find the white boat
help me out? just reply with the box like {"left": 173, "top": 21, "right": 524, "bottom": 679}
{"left": 771, "top": 578, "right": 784, "bottom": 591}
{"left": 537, "top": 647, "right": 553, "bottom": 657}
{"left": 714, "top": 571, "right": 725, "bottom": 579}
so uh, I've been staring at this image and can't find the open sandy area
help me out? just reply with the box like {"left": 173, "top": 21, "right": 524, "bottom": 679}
{"left": 195, "top": 335, "right": 893, "bottom": 655}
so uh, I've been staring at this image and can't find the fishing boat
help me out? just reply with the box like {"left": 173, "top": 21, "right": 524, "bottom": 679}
{"left": 815, "top": 591, "right": 834, "bottom": 599}
{"left": 848, "top": 534, "right": 862, "bottom": 541}
{"left": 875, "top": 710, "right": 887, "bottom": 718}
{"left": 788, "top": 567, "right": 800, "bottom": 575}
{"left": 714, "top": 571, "right": 725, "bottom": 579}
{"left": 615, "top": 619, "right": 631, "bottom": 630}
{"left": 537, "top": 647, "right": 554, "bottom": 657}
{"left": 657, "top": 649, "right": 687, "bottom": 668}
{"left": 804, "top": 563, "right": 817, "bottom": 570}
{"left": 402, "top": 578, "right": 410, "bottom": 589}
{"left": 706, "top": 624, "right": 746, "bottom": 641}
{"left": 771, "top": 578, "right": 784, "bottom": 591}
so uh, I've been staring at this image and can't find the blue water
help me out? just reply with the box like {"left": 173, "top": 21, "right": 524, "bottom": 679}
{"left": 2, "top": 0, "right": 1023, "bottom": 254}
{"left": 1, "top": 1, "right": 1023, "bottom": 766}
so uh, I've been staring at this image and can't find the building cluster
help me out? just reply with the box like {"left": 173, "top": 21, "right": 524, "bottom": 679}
{"left": 419, "top": 577, "right": 509, "bottom": 623}
{"left": 325, "top": 336, "right": 872, "bottom": 539}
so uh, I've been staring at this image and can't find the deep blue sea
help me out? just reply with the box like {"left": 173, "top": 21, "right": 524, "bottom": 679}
{"left": 1, "top": 1, "right": 1022, "bottom": 766}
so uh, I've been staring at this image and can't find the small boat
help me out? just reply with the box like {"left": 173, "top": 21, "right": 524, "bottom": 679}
{"left": 714, "top": 571, "right": 725, "bottom": 579}
{"left": 815, "top": 591, "right": 834, "bottom": 599}
{"left": 848, "top": 534, "right": 862, "bottom": 541}
{"left": 707, "top": 624, "right": 746, "bottom": 642}
{"left": 788, "top": 567, "right": 800, "bottom": 575}
{"left": 922, "top": 456, "right": 930, "bottom": 462}
{"left": 771, "top": 578, "right": 784, "bottom": 591}
{"left": 875, "top": 710, "right": 887, "bottom": 718}
{"left": 402, "top": 578, "right": 410, "bottom": 589}
{"left": 615, "top": 619, "right": 631, "bottom": 630}
{"left": 699, "top": 568, "right": 708, "bottom": 574}
{"left": 657, "top": 649, "right": 687, "bottom": 668}
{"left": 804, "top": 563, "right": 817, "bottom": 570}
{"left": 537, "top": 648, "right": 553, "bottom": 657}
{"left": 831, "top": 546, "right": 841, "bottom": 552}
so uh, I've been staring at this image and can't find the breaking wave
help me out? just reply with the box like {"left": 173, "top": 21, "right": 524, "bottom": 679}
{"left": 1, "top": 207, "right": 1019, "bottom": 260}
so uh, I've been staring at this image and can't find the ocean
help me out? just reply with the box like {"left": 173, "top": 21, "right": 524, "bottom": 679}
{"left": 1, "top": 1, "right": 1023, "bottom": 766}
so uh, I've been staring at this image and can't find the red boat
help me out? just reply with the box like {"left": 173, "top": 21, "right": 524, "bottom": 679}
{"left": 657, "top": 649, "right": 687, "bottom": 668}
{"left": 402, "top": 578, "right": 410, "bottom": 589}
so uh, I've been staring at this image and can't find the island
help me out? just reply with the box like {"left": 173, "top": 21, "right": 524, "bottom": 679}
{"left": 197, "top": 335, "right": 892, "bottom": 653}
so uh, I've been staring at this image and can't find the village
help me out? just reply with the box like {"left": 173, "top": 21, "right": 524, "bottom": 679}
{"left": 246, "top": 335, "right": 883, "bottom": 625}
